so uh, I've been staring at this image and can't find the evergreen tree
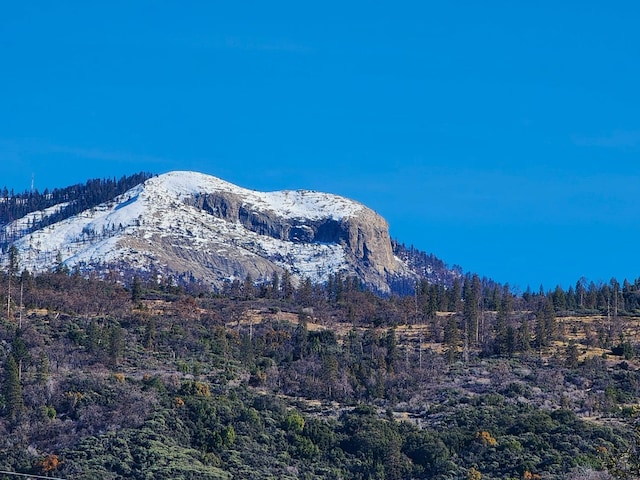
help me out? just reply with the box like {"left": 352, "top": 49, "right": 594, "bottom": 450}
{"left": 293, "top": 314, "right": 309, "bottom": 360}
{"left": 280, "top": 269, "right": 294, "bottom": 301}
{"left": 3, "top": 354, "right": 24, "bottom": 418}
{"left": 11, "top": 335, "right": 29, "bottom": 381}
{"left": 535, "top": 297, "right": 556, "bottom": 349}
{"left": 505, "top": 325, "right": 517, "bottom": 356}
{"left": 385, "top": 328, "right": 397, "bottom": 371}
{"left": 131, "top": 275, "right": 142, "bottom": 302}
{"left": 321, "top": 355, "right": 339, "bottom": 398}
{"left": 7, "top": 244, "right": 19, "bottom": 276}
{"left": 270, "top": 271, "right": 280, "bottom": 299}
{"left": 543, "top": 297, "right": 556, "bottom": 342}
{"left": 242, "top": 274, "right": 255, "bottom": 300}
{"left": 443, "top": 315, "right": 459, "bottom": 363}
{"left": 566, "top": 286, "right": 577, "bottom": 311}
{"left": 296, "top": 277, "right": 313, "bottom": 307}
{"left": 5, "top": 244, "right": 20, "bottom": 321}
{"left": 108, "top": 324, "right": 125, "bottom": 366}
{"left": 552, "top": 285, "right": 566, "bottom": 312}
{"left": 449, "top": 278, "right": 462, "bottom": 313}
{"left": 565, "top": 340, "right": 579, "bottom": 368}
{"left": 144, "top": 317, "right": 157, "bottom": 351}
{"left": 37, "top": 351, "right": 51, "bottom": 385}
{"left": 522, "top": 285, "right": 533, "bottom": 304}
{"left": 518, "top": 316, "right": 531, "bottom": 352}
{"left": 463, "top": 274, "right": 480, "bottom": 346}
{"left": 534, "top": 312, "right": 547, "bottom": 351}
{"left": 422, "top": 284, "right": 438, "bottom": 320}
{"left": 54, "top": 251, "right": 69, "bottom": 275}
{"left": 586, "top": 281, "right": 598, "bottom": 310}
{"left": 493, "top": 284, "right": 513, "bottom": 355}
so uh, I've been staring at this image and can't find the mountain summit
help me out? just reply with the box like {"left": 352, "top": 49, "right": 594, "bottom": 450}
{"left": 3, "top": 171, "right": 456, "bottom": 293}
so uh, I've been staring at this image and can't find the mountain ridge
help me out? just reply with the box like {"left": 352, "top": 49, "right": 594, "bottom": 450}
{"left": 1, "top": 171, "right": 460, "bottom": 293}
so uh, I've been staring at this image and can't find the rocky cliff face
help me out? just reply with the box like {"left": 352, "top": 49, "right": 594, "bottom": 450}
{"left": 8, "top": 171, "right": 416, "bottom": 293}
{"left": 186, "top": 190, "right": 401, "bottom": 290}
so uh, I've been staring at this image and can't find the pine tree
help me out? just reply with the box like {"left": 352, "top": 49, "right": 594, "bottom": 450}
{"left": 4, "top": 354, "right": 24, "bottom": 418}
{"left": 243, "top": 274, "right": 255, "bottom": 300}
{"left": 463, "top": 274, "right": 480, "bottom": 346}
{"left": 131, "top": 275, "right": 142, "bottom": 302}
{"left": 11, "top": 336, "right": 29, "bottom": 381}
{"left": 86, "top": 320, "right": 101, "bottom": 354}
{"left": 535, "top": 297, "right": 555, "bottom": 350}
{"left": 108, "top": 324, "right": 125, "bottom": 366}
{"left": 566, "top": 286, "right": 577, "bottom": 311}
{"left": 552, "top": 285, "right": 566, "bottom": 312}
{"left": 293, "top": 315, "right": 309, "bottom": 360}
{"left": 54, "top": 251, "right": 69, "bottom": 275}
{"left": 534, "top": 312, "right": 547, "bottom": 351}
{"left": 385, "top": 328, "right": 397, "bottom": 371}
{"left": 518, "top": 316, "right": 531, "bottom": 352}
{"left": 542, "top": 297, "right": 556, "bottom": 343}
{"left": 8, "top": 244, "right": 19, "bottom": 275}
{"left": 296, "top": 277, "right": 313, "bottom": 307}
{"left": 565, "top": 340, "right": 579, "bottom": 368}
{"left": 444, "top": 315, "right": 459, "bottom": 363}
{"left": 493, "top": 285, "right": 513, "bottom": 355}
{"left": 449, "top": 278, "right": 462, "bottom": 312}
{"left": 6, "top": 244, "right": 19, "bottom": 321}
{"left": 37, "top": 351, "right": 51, "bottom": 385}
{"left": 280, "top": 269, "right": 294, "bottom": 300}
{"left": 270, "top": 271, "right": 280, "bottom": 299}
{"left": 144, "top": 317, "right": 157, "bottom": 351}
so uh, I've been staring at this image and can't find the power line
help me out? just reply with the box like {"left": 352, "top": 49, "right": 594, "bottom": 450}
{"left": 0, "top": 470, "right": 68, "bottom": 480}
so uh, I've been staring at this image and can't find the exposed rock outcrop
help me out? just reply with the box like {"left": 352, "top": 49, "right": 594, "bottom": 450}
{"left": 184, "top": 189, "right": 403, "bottom": 291}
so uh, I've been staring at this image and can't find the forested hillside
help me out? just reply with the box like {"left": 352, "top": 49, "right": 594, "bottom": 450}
{"left": 391, "top": 241, "right": 463, "bottom": 293}
{"left": 1, "top": 266, "right": 640, "bottom": 479}
{"left": 0, "top": 172, "right": 154, "bottom": 252}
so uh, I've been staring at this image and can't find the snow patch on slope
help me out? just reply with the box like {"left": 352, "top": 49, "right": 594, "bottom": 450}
{"left": 154, "top": 171, "right": 365, "bottom": 221}
{"left": 2, "top": 202, "right": 69, "bottom": 234}
{"left": 8, "top": 171, "right": 356, "bottom": 284}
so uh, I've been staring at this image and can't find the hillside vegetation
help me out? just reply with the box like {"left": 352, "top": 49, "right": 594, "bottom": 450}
{"left": 0, "top": 268, "right": 639, "bottom": 479}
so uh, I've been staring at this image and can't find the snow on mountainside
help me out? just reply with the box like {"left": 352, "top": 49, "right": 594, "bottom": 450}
{"left": 2, "top": 171, "right": 458, "bottom": 293}
{"left": 3, "top": 202, "right": 70, "bottom": 239}
{"left": 156, "top": 172, "right": 364, "bottom": 221}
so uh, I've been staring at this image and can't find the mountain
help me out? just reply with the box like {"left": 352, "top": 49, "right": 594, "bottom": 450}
{"left": 1, "top": 171, "right": 459, "bottom": 293}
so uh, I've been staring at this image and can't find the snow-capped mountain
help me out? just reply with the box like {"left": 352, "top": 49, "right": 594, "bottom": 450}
{"left": 3, "top": 171, "right": 443, "bottom": 293}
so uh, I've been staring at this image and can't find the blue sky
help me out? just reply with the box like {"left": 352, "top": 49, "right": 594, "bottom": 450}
{"left": 2, "top": 2, "right": 640, "bottom": 291}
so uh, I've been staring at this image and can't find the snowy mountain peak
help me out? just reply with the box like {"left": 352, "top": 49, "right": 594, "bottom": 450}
{"left": 146, "top": 171, "right": 366, "bottom": 221}
{"left": 4, "top": 171, "right": 417, "bottom": 292}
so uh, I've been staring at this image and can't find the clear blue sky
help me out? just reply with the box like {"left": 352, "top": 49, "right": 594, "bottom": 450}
{"left": 2, "top": 2, "right": 640, "bottom": 291}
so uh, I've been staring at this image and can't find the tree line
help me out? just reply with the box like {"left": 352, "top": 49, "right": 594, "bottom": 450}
{"left": 0, "top": 172, "right": 154, "bottom": 251}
